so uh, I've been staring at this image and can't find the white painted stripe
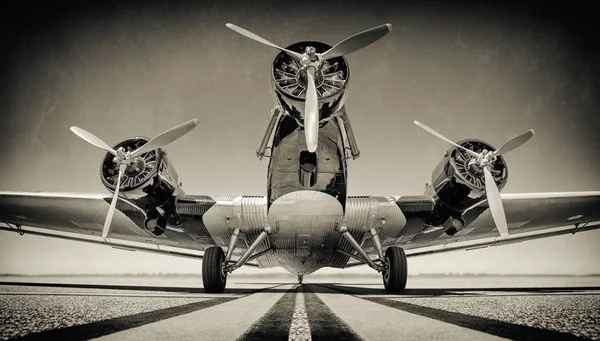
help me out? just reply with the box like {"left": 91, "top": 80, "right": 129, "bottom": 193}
{"left": 314, "top": 285, "right": 507, "bottom": 341}
{"left": 289, "top": 287, "right": 311, "bottom": 341}
{"left": 3, "top": 190, "right": 598, "bottom": 201}
{"left": 0, "top": 191, "right": 109, "bottom": 199}
{"left": 405, "top": 222, "right": 600, "bottom": 257}
{"left": 91, "top": 284, "right": 294, "bottom": 341}
{"left": 0, "top": 292, "right": 229, "bottom": 298}
{"left": 500, "top": 191, "right": 600, "bottom": 199}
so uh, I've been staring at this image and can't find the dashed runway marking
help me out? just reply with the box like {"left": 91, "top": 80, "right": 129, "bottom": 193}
{"left": 237, "top": 285, "right": 297, "bottom": 340}
{"left": 289, "top": 285, "right": 311, "bottom": 341}
{"left": 303, "top": 285, "right": 362, "bottom": 341}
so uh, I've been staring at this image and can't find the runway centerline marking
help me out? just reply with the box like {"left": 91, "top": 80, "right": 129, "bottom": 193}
{"left": 237, "top": 285, "right": 298, "bottom": 340}
{"left": 303, "top": 285, "right": 363, "bottom": 341}
{"left": 289, "top": 285, "right": 311, "bottom": 341}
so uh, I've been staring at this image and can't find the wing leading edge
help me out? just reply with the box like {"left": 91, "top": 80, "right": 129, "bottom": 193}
{"left": 356, "top": 191, "right": 600, "bottom": 259}
{"left": 2, "top": 191, "right": 599, "bottom": 268}
{"left": 0, "top": 191, "right": 258, "bottom": 266}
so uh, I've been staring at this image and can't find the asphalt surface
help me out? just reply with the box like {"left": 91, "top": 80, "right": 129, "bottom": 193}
{"left": 0, "top": 282, "right": 599, "bottom": 340}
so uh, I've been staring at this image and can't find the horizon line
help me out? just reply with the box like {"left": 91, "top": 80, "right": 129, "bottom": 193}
{"left": 1, "top": 273, "right": 599, "bottom": 277}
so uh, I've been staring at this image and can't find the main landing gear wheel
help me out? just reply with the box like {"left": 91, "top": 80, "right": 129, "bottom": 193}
{"left": 382, "top": 246, "right": 408, "bottom": 293}
{"left": 202, "top": 246, "right": 227, "bottom": 293}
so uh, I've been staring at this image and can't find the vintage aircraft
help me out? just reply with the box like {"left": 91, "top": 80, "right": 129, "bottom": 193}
{"left": 1, "top": 23, "right": 599, "bottom": 293}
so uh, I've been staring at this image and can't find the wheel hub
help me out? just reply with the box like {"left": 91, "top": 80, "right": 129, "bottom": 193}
{"left": 382, "top": 256, "right": 391, "bottom": 283}
{"left": 220, "top": 258, "right": 228, "bottom": 280}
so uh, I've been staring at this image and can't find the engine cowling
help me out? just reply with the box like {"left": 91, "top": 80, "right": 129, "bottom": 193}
{"left": 425, "top": 139, "right": 508, "bottom": 226}
{"left": 271, "top": 41, "right": 350, "bottom": 122}
{"left": 100, "top": 137, "right": 182, "bottom": 218}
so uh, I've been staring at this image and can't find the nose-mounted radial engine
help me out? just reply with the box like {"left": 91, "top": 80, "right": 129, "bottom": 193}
{"left": 414, "top": 121, "right": 535, "bottom": 236}
{"left": 226, "top": 23, "right": 392, "bottom": 208}
{"left": 70, "top": 120, "right": 199, "bottom": 239}
{"left": 226, "top": 23, "right": 392, "bottom": 154}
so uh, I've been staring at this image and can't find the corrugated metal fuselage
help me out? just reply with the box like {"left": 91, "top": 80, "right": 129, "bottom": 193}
{"left": 265, "top": 115, "right": 349, "bottom": 275}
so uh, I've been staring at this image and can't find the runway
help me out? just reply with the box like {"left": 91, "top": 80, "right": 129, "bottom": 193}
{"left": 1, "top": 281, "right": 599, "bottom": 340}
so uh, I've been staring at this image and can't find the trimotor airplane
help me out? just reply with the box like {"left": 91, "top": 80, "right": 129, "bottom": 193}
{"left": 1, "top": 23, "right": 599, "bottom": 294}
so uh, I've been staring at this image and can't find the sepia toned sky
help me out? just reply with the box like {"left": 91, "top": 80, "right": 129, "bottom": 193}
{"left": 0, "top": 0, "right": 599, "bottom": 275}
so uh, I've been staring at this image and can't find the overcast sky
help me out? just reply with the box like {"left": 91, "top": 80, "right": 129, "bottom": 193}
{"left": 0, "top": 0, "right": 599, "bottom": 275}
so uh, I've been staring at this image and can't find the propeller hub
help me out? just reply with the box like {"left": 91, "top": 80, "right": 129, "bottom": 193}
{"left": 475, "top": 149, "right": 497, "bottom": 168}
{"left": 467, "top": 158, "right": 484, "bottom": 175}
{"left": 115, "top": 147, "right": 128, "bottom": 161}
{"left": 296, "top": 66, "right": 325, "bottom": 90}
{"left": 125, "top": 157, "right": 147, "bottom": 177}
{"left": 305, "top": 46, "right": 318, "bottom": 62}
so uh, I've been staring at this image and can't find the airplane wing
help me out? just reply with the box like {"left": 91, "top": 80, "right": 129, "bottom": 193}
{"left": 2, "top": 191, "right": 599, "bottom": 268}
{"left": 355, "top": 191, "right": 600, "bottom": 262}
{"left": 0, "top": 191, "right": 260, "bottom": 266}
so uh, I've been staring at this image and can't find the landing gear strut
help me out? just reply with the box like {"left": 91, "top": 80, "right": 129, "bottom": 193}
{"left": 202, "top": 226, "right": 275, "bottom": 293}
{"left": 298, "top": 275, "right": 303, "bottom": 284}
{"left": 336, "top": 225, "right": 408, "bottom": 293}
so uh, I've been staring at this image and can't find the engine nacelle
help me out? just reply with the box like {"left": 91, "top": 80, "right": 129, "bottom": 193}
{"left": 271, "top": 41, "right": 350, "bottom": 123}
{"left": 100, "top": 137, "right": 183, "bottom": 231}
{"left": 424, "top": 139, "right": 508, "bottom": 226}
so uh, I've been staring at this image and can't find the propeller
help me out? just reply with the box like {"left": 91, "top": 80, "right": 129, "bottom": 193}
{"left": 103, "top": 162, "right": 127, "bottom": 239}
{"left": 494, "top": 129, "right": 535, "bottom": 156}
{"left": 413, "top": 120, "right": 535, "bottom": 237}
{"left": 305, "top": 67, "right": 319, "bottom": 152}
{"left": 70, "top": 119, "right": 200, "bottom": 240}
{"left": 70, "top": 127, "right": 118, "bottom": 157}
{"left": 226, "top": 23, "right": 392, "bottom": 153}
{"left": 318, "top": 24, "right": 392, "bottom": 61}
{"left": 225, "top": 23, "right": 304, "bottom": 61}
{"left": 130, "top": 119, "right": 199, "bottom": 158}
{"left": 414, "top": 121, "right": 480, "bottom": 159}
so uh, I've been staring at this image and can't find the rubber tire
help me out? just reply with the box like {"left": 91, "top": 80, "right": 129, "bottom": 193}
{"left": 202, "top": 247, "right": 227, "bottom": 293}
{"left": 383, "top": 246, "right": 408, "bottom": 293}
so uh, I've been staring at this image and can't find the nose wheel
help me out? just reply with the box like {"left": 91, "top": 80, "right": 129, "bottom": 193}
{"left": 382, "top": 246, "right": 408, "bottom": 293}
{"left": 298, "top": 275, "right": 303, "bottom": 284}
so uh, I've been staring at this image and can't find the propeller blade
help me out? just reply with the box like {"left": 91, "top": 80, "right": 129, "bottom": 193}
{"left": 70, "top": 127, "right": 117, "bottom": 156}
{"left": 414, "top": 121, "right": 481, "bottom": 159}
{"left": 319, "top": 24, "right": 392, "bottom": 61}
{"left": 483, "top": 166, "right": 509, "bottom": 237}
{"left": 102, "top": 163, "right": 127, "bottom": 240}
{"left": 304, "top": 67, "right": 319, "bottom": 153}
{"left": 131, "top": 119, "right": 199, "bottom": 158}
{"left": 226, "top": 23, "right": 304, "bottom": 61}
{"left": 494, "top": 129, "right": 535, "bottom": 156}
